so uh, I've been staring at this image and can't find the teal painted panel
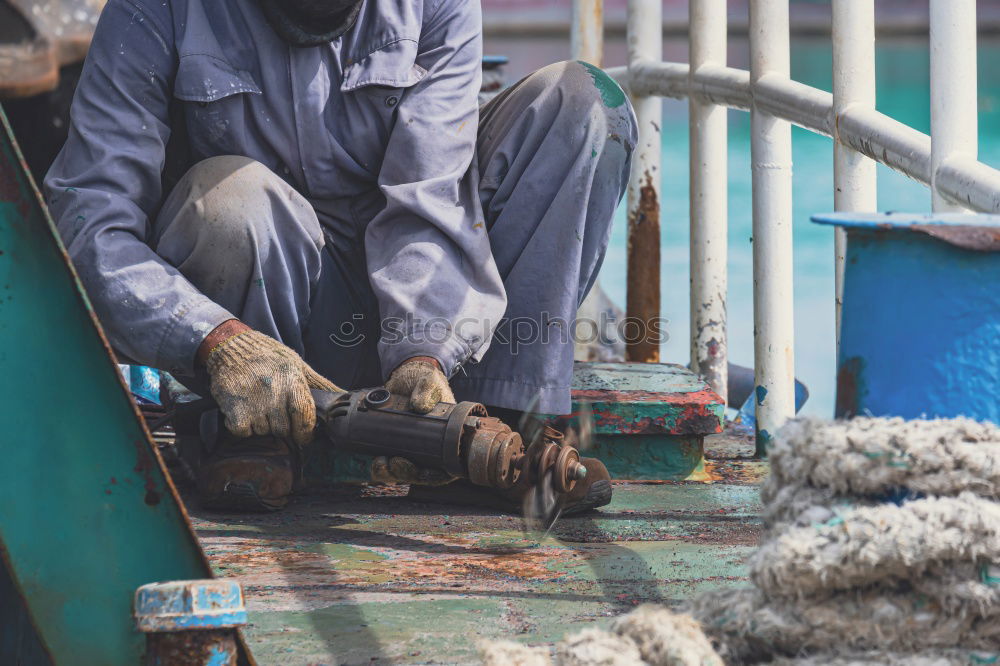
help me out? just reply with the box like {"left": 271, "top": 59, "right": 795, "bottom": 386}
{"left": 585, "top": 434, "right": 709, "bottom": 481}
{"left": 570, "top": 363, "right": 725, "bottom": 436}
{"left": 0, "top": 110, "right": 226, "bottom": 663}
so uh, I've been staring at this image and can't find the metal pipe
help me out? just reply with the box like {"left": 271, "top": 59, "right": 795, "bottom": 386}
{"left": 930, "top": 0, "right": 977, "bottom": 212}
{"left": 832, "top": 0, "right": 877, "bottom": 361}
{"left": 571, "top": 0, "right": 604, "bottom": 65}
{"left": 625, "top": 0, "right": 662, "bottom": 362}
{"left": 749, "top": 0, "right": 794, "bottom": 456}
{"left": 937, "top": 154, "right": 1000, "bottom": 212}
{"left": 753, "top": 75, "right": 832, "bottom": 136}
{"left": 616, "top": 62, "right": 1000, "bottom": 214}
{"left": 689, "top": 0, "right": 728, "bottom": 402}
{"left": 837, "top": 106, "right": 932, "bottom": 183}
{"left": 625, "top": 61, "right": 690, "bottom": 99}
{"left": 692, "top": 65, "right": 752, "bottom": 110}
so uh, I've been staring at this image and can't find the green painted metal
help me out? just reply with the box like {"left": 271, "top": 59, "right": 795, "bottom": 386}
{"left": 569, "top": 362, "right": 725, "bottom": 436}
{"left": 584, "top": 434, "right": 709, "bottom": 481}
{"left": 566, "top": 363, "right": 726, "bottom": 480}
{"left": 0, "top": 108, "right": 252, "bottom": 664}
{"left": 191, "top": 442, "right": 762, "bottom": 665}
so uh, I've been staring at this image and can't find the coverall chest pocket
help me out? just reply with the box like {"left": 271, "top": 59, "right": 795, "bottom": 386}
{"left": 340, "top": 38, "right": 427, "bottom": 119}
{"left": 173, "top": 54, "right": 262, "bottom": 158}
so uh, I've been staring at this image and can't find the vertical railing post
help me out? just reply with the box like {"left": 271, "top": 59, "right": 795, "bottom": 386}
{"left": 625, "top": 0, "right": 662, "bottom": 362}
{"left": 749, "top": 0, "right": 794, "bottom": 455}
{"left": 832, "top": 1, "right": 877, "bottom": 354}
{"left": 689, "top": 0, "right": 728, "bottom": 403}
{"left": 930, "top": 0, "right": 977, "bottom": 213}
{"left": 571, "top": 0, "right": 604, "bottom": 65}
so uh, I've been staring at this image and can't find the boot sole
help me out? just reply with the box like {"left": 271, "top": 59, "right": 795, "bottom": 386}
{"left": 200, "top": 481, "right": 288, "bottom": 512}
{"left": 562, "top": 479, "right": 613, "bottom": 515}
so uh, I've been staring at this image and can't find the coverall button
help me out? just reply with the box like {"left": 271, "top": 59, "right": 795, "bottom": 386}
{"left": 385, "top": 95, "right": 399, "bottom": 108}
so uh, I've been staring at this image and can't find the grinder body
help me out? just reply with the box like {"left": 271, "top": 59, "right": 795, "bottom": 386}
{"left": 312, "top": 388, "right": 586, "bottom": 493}
{"left": 311, "top": 388, "right": 534, "bottom": 490}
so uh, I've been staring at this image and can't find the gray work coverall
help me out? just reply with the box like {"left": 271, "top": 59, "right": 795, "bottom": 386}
{"left": 44, "top": 0, "right": 636, "bottom": 414}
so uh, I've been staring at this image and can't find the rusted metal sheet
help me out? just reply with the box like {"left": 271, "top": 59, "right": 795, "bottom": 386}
{"left": 190, "top": 432, "right": 763, "bottom": 664}
{"left": 569, "top": 362, "right": 725, "bottom": 436}
{"left": 580, "top": 434, "right": 712, "bottom": 481}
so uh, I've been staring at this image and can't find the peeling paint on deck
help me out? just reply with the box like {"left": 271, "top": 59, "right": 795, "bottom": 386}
{"left": 190, "top": 427, "right": 763, "bottom": 664}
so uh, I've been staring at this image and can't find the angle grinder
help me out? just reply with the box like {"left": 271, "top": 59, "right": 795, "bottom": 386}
{"left": 311, "top": 387, "right": 587, "bottom": 526}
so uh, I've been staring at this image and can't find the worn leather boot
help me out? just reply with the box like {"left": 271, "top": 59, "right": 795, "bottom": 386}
{"left": 548, "top": 456, "right": 612, "bottom": 515}
{"left": 500, "top": 455, "right": 613, "bottom": 515}
{"left": 196, "top": 435, "right": 296, "bottom": 512}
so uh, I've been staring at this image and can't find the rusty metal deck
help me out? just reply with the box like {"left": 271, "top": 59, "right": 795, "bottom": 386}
{"left": 187, "top": 427, "right": 764, "bottom": 665}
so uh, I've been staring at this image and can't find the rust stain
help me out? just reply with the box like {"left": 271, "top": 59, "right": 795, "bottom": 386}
{"left": 131, "top": 437, "right": 162, "bottom": 506}
{"left": 699, "top": 459, "right": 725, "bottom": 483}
{"left": 424, "top": 550, "right": 564, "bottom": 583}
{"left": 570, "top": 388, "right": 724, "bottom": 436}
{"left": 911, "top": 224, "right": 1000, "bottom": 252}
{"left": 571, "top": 388, "right": 721, "bottom": 405}
{"left": 835, "top": 356, "right": 866, "bottom": 419}
{"left": 209, "top": 540, "right": 570, "bottom": 589}
{"left": 626, "top": 170, "right": 660, "bottom": 363}
{"left": 146, "top": 629, "right": 237, "bottom": 664}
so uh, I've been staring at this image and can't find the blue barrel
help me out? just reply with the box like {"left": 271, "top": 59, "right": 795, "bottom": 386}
{"left": 812, "top": 212, "right": 1000, "bottom": 421}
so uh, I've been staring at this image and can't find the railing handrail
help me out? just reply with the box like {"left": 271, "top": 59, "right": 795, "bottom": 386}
{"left": 606, "top": 62, "right": 1000, "bottom": 214}
{"left": 580, "top": 0, "right": 990, "bottom": 451}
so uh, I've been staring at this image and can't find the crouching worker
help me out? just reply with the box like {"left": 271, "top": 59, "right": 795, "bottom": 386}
{"left": 44, "top": 0, "right": 637, "bottom": 512}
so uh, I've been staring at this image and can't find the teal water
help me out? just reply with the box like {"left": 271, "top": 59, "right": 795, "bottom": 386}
{"left": 596, "top": 38, "right": 1000, "bottom": 416}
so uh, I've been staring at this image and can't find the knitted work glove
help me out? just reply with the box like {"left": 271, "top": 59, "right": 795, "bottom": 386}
{"left": 206, "top": 330, "right": 340, "bottom": 446}
{"left": 376, "top": 357, "right": 458, "bottom": 485}
{"left": 384, "top": 357, "right": 456, "bottom": 414}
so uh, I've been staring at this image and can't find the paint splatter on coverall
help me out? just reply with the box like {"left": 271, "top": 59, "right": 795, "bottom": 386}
{"left": 44, "top": 0, "right": 637, "bottom": 414}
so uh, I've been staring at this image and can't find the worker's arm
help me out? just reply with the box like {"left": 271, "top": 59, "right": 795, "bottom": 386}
{"left": 366, "top": 0, "right": 507, "bottom": 381}
{"left": 43, "top": 0, "right": 233, "bottom": 377}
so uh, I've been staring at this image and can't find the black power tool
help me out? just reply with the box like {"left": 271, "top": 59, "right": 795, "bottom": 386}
{"left": 311, "top": 388, "right": 587, "bottom": 525}
{"left": 166, "top": 386, "right": 586, "bottom": 527}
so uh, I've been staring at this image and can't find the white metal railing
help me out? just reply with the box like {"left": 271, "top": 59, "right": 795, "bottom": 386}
{"left": 573, "top": 0, "right": 1000, "bottom": 454}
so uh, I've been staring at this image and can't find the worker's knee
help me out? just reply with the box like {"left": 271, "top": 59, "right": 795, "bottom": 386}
{"left": 153, "top": 156, "right": 323, "bottom": 292}
{"left": 510, "top": 61, "right": 637, "bottom": 177}
{"left": 183, "top": 155, "right": 318, "bottom": 238}
{"left": 525, "top": 61, "right": 636, "bottom": 140}
{"left": 155, "top": 156, "right": 322, "bottom": 262}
